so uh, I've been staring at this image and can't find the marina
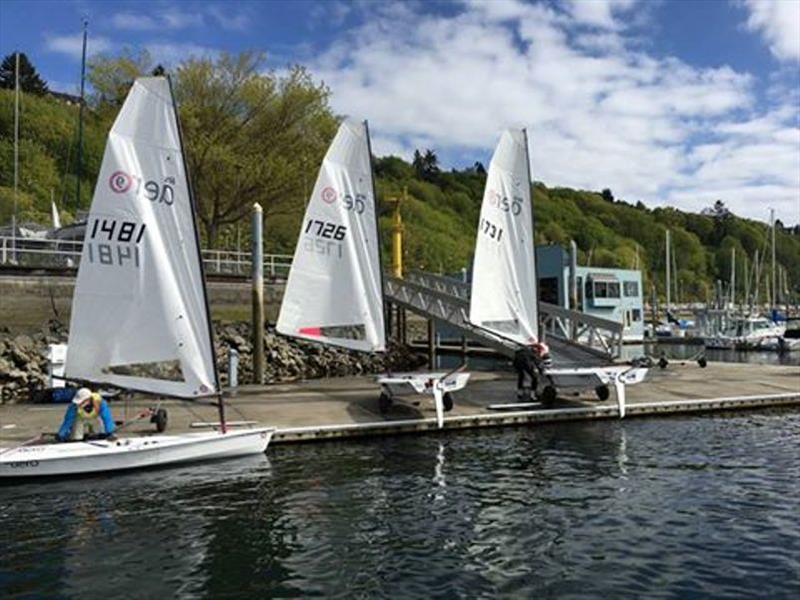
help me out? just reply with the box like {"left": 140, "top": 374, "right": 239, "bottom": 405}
{"left": 1, "top": 1, "right": 799, "bottom": 596}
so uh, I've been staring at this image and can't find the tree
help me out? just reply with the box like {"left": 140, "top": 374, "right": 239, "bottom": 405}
{"left": 473, "top": 161, "right": 486, "bottom": 175}
{"left": 412, "top": 148, "right": 440, "bottom": 181}
{"left": 601, "top": 188, "right": 614, "bottom": 203}
{"left": 0, "top": 52, "right": 48, "bottom": 95}
{"left": 175, "top": 53, "right": 338, "bottom": 245}
{"left": 87, "top": 48, "right": 153, "bottom": 109}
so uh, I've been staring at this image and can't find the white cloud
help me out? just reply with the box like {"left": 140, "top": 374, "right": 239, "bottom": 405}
{"left": 563, "top": 0, "right": 638, "bottom": 29}
{"left": 145, "top": 42, "right": 218, "bottom": 64}
{"left": 161, "top": 9, "right": 204, "bottom": 29}
{"left": 44, "top": 33, "right": 112, "bottom": 59}
{"left": 206, "top": 6, "right": 250, "bottom": 30}
{"left": 309, "top": 0, "right": 799, "bottom": 223}
{"left": 110, "top": 12, "right": 158, "bottom": 31}
{"left": 110, "top": 9, "right": 204, "bottom": 31}
{"left": 740, "top": 0, "right": 800, "bottom": 61}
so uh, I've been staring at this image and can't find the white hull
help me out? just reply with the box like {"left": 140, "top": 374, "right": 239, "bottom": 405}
{"left": 0, "top": 427, "right": 274, "bottom": 478}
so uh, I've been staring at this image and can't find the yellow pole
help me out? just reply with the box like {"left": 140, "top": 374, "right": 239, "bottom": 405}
{"left": 391, "top": 187, "right": 405, "bottom": 278}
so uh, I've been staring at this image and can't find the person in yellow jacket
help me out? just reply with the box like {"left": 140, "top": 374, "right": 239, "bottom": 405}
{"left": 57, "top": 387, "right": 117, "bottom": 442}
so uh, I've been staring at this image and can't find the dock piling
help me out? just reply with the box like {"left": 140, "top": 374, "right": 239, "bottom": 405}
{"left": 252, "top": 203, "right": 265, "bottom": 384}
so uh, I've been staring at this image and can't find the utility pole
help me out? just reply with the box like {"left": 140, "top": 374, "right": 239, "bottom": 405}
{"left": 12, "top": 51, "right": 19, "bottom": 263}
{"left": 75, "top": 19, "right": 88, "bottom": 209}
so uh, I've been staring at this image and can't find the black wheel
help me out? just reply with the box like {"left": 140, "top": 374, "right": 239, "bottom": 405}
{"left": 153, "top": 408, "right": 168, "bottom": 433}
{"left": 541, "top": 385, "right": 557, "bottom": 407}
{"left": 378, "top": 392, "right": 393, "bottom": 414}
{"left": 697, "top": 356, "right": 707, "bottom": 368}
{"left": 442, "top": 392, "right": 454, "bottom": 412}
{"left": 658, "top": 356, "right": 669, "bottom": 369}
{"left": 595, "top": 385, "right": 610, "bottom": 401}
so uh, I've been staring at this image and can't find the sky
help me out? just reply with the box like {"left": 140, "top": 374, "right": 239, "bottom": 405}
{"left": 0, "top": 0, "right": 798, "bottom": 225}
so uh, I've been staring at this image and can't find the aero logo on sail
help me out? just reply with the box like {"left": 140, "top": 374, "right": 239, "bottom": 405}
{"left": 109, "top": 171, "right": 133, "bottom": 194}
{"left": 109, "top": 170, "right": 175, "bottom": 206}
{"left": 321, "top": 186, "right": 337, "bottom": 203}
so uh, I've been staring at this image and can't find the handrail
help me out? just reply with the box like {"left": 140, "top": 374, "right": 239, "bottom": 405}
{"left": 0, "top": 235, "right": 292, "bottom": 277}
{"left": 397, "top": 270, "right": 624, "bottom": 360}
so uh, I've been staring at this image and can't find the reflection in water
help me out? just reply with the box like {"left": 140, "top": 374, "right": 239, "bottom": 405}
{"left": 2, "top": 415, "right": 799, "bottom": 597}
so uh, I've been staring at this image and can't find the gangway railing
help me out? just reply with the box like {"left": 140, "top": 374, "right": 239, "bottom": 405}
{"left": 393, "top": 270, "right": 623, "bottom": 361}
{"left": 384, "top": 275, "right": 516, "bottom": 356}
{"left": 538, "top": 302, "right": 623, "bottom": 359}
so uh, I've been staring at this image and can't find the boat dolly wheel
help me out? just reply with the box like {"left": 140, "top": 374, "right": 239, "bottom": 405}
{"left": 541, "top": 385, "right": 557, "bottom": 407}
{"left": 442, "top": 392, "right": 454, "bottom": 412}
{"left": 378, "top": 392, "right": 393, "bottom": 415}
{"left": 150, "top": 408, "right": 168, "bottom": 433}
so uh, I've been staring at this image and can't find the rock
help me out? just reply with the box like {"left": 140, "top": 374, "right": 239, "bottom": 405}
{"left": 1, "top": 320, "right": 424, "bottom": 403}
{"left": 14, "top": 334, "right": 34, "bottom": 353}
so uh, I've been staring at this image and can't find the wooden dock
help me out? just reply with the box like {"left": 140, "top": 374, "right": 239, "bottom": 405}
{"left": 0, "top": 362, "right": 798, "bottom": 445}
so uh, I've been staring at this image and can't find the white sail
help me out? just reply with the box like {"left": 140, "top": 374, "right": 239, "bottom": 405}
{"left": 468, "top": 129, "right": 538, "bottom": 345}
{"left": 277, "top": 118, "right": 385, "bottom": 352}
{"left": 65, "top": 77, "right": 217, "bottom": 398}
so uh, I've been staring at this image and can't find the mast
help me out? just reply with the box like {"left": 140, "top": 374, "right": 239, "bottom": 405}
{"left": 363, "top": 120, "right": 388, "bottom": 345}
{"left": 522, "top": 128, "right": 540, "bottom": 341}
{"left": 743, "top": 253, "right": 749, "bottom": 312}
{"left": 75, "top": 19, "right": 88, "bottom": 210}
{"left": 770, "top": 208, "right": 776, "bottom": 311}
{"left": 753, "top": 248, "right": 761, "bottom": 306}
{"left": 12, "top": 51, "right": 19, "bottom": 262}
{"left": 672, "top": 243, "right": 679, "bottom": 306}
{"left": 167, "top": 75, "right": 226, "bottom": 432}
{"left": 665, "top": 229, "right": 671, "bottom": 312}
{"left": 730, "top": 247, "right": 735, "bottom": 309}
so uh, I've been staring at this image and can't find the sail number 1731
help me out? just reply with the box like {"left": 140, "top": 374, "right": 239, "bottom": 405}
{"left": 480, "top": 218, "right": 503, "bottom": 242}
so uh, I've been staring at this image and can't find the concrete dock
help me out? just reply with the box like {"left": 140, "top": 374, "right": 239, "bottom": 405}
{"left": 1, "top": 362, "right": 798, "bottom": 446}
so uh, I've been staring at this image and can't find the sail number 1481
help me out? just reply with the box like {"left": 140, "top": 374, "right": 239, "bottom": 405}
{"left": 86, "top": 217, "right": 146, "bottom": 268}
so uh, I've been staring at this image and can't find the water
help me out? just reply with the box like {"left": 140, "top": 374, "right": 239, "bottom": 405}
{"left": 2, "top": 412, "right": 799, "bottom": 598}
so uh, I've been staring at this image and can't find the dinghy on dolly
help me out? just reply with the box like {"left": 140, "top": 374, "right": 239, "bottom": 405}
{"left": 467, "top": 129, "right": 647, "bottom": 417}
{"left": 1, "top": 77, "right": 273, "bottom": 479}
{"left": 276, "top": 119, "right": 468, "bottom": 428}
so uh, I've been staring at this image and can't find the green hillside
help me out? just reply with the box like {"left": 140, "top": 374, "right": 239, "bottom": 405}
{"left": 1, "top": 69, "right": 798, "bottom": 304}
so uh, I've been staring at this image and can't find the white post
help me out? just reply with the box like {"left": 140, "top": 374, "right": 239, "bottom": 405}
{"left": 252, "top": 203, "right": 264, "bottom": 384}
{"left": 12, "top": 51, "right": 20, "bottom": 263}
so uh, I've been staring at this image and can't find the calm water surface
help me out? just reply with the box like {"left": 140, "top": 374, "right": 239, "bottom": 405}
{"left": 2, "top": 411, "right": 799, "bottom": 598}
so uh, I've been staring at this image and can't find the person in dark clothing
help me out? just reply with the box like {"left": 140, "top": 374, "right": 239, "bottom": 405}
{"left": 513, "top": 342, "right": 551, "bottom": 400}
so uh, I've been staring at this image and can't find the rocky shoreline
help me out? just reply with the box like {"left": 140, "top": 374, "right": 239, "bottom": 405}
{"left": 0, "top": 320, "right": 425, "bottom": 404}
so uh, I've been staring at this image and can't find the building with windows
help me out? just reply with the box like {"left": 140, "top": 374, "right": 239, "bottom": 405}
{"left": 536, "top": 244, "right": 645, "bottom": 341}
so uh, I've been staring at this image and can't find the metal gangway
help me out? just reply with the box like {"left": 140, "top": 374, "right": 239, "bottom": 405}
{"left": 384, "top": 270, "right": 623, "bottom": 366}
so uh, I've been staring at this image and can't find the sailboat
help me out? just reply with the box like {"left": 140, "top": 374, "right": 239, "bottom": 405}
{"left": 467, "top": 129, "right": 647, "bottom": 417}
{"left": 276, "top": 118, "right": 468, "bottom": 428}
{"left": 0, "top": 77, "right": 273, "bottom": 478}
